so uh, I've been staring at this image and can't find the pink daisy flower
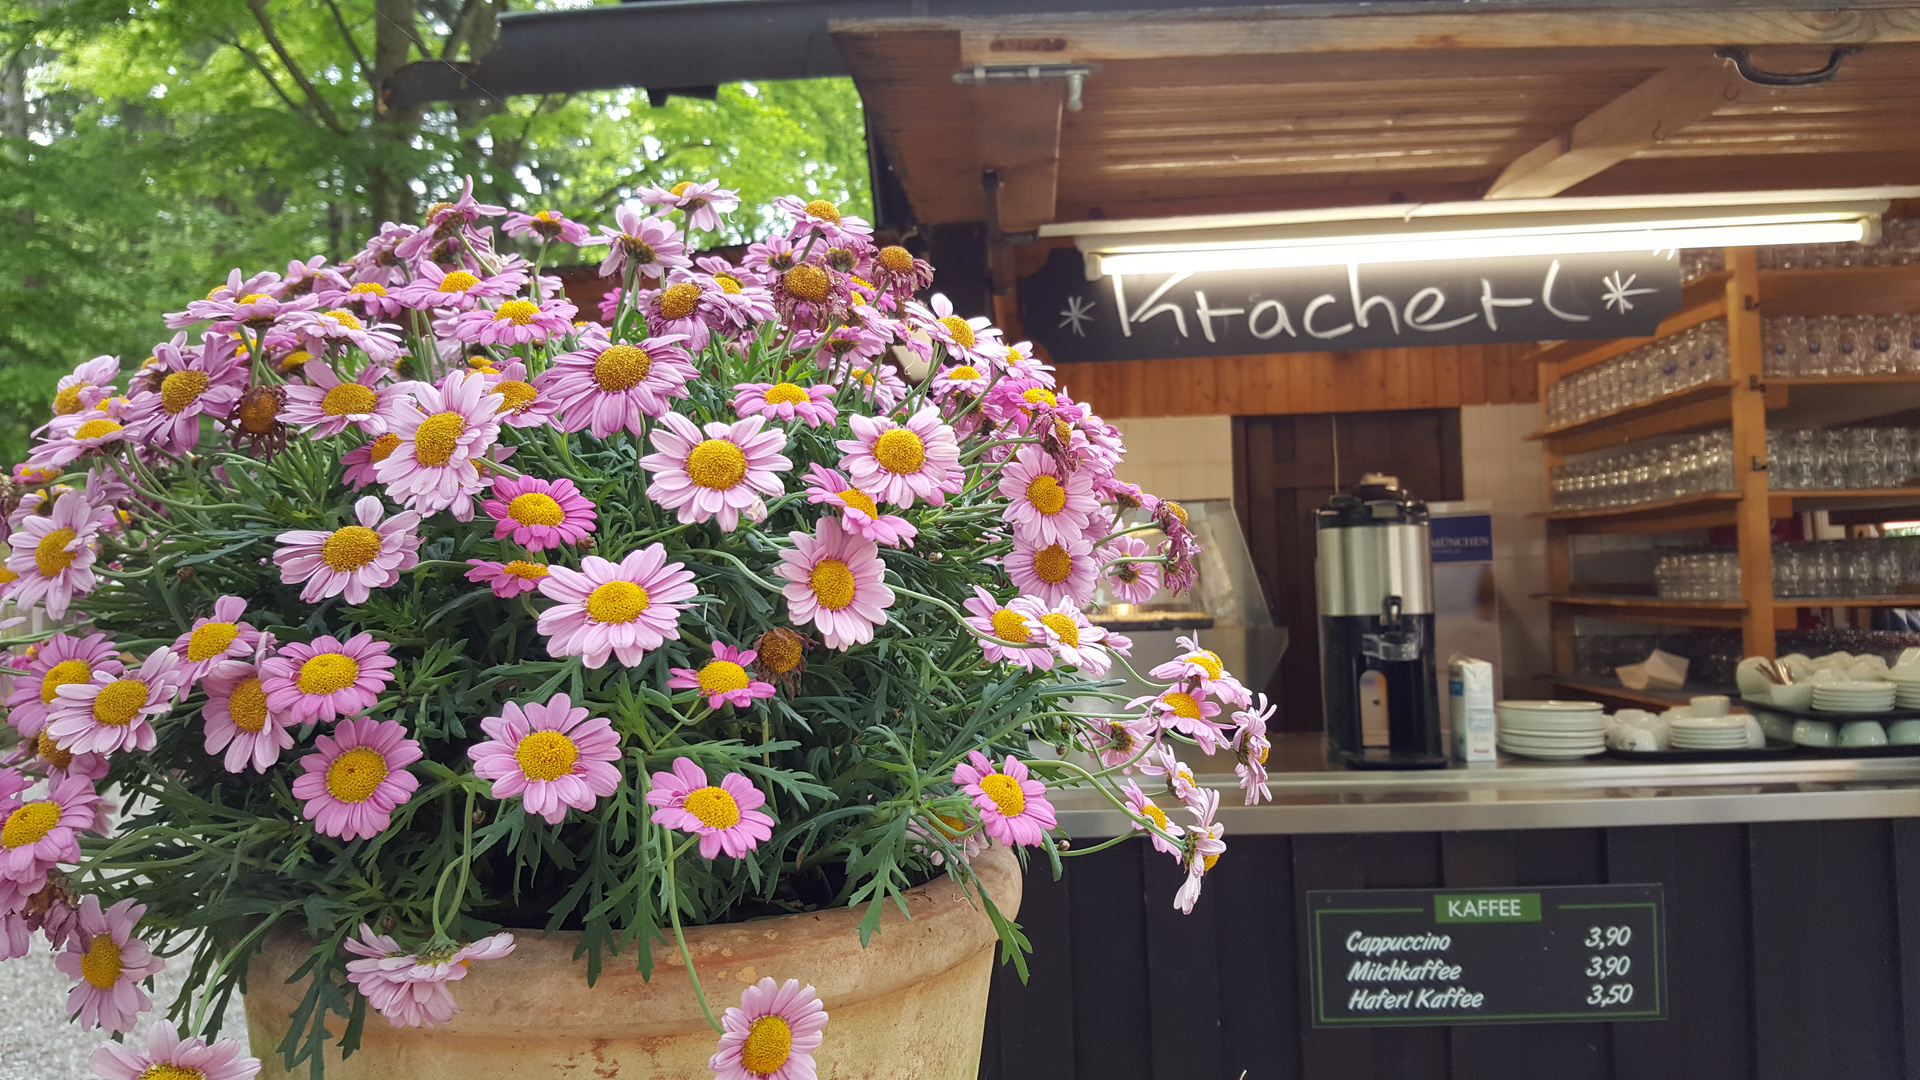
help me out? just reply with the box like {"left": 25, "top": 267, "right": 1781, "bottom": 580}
{"left": 959, "top": 587, "right": 1049, "bottom": 671}
{"left": 480, "top": 359, "right": 558, "bottom": 429}
{"left": 48, "top": 355, "right": 122, "bottom": 419}
{"left": 668, "top": 643, "right": 778, "bottom": 710}
{"left": 590, "top": 205, "right": 690, "bottom": 279}
{"left": 448, "top": 295, "right": 577, "bottom": 347}
{"left": 1101, "top": 534, "right": 1163, "bottom": 605}
{"left": 278, "top": 307, "right": 404, "bottom": 364}
{"left": 1148, "top": 636, "right": 1247, "bottom": 707}
{"left": 482, "top": 475, "right": 597, "bottom": 552}
{"left": 1131, "top": 685, "right": 1228, "bottom": 754}
{"left": 908, "top": 292, "right": 1007, "bottom": 367}
{"left": 279, "top": 359, "right": 406, "bottom": 437}
{"left": 774, "top": 194, "right": 873, "bottom": 245}
{"left": 535, "top": 546, "right": 697, "bottom": 669}
{"left": 274, "top": 495, "right": 424, "bottom": 604}
{"left": 3, "top": 632, "right": 123, "bottom": 739}
{"left": 26, "top": 399, "right": 134, "bottom": 472}
{"left": 774, "top": 516, "right": 894, "bottom": 651}
{"left": 732, "top": 380, "right": 838, "bottom": 428}
{"left": 709, "top": 977, "right": 828, "bottom": 1080}
{"left": 998, "top": 445, "right": 1099, "bottom": 548}
{"left": 537, "top": 335, "right": 697, "bottom": 438}
{"left": 343, "top": 925, "right": 516, "bottom": 1028}
{"left": 1175, "top": 789, "right": 1227, "bottom": 914}
{"left": 316, "top": 279, "right": 409, "bottom": 322}
{"left": 1081, "top": 715, "right": 1159, "bottom": 772}
{"left": 342, "top": 432, "right": 402, "bottom": 489}
{"left": 1231, "top": 693, "right": 1275, "bottom": 807}
{"left": 261, "top": 633, "right": 396, "bottom": 726}
{"left": 504, "top": 209, "right": 592, "bottom": 245}
{"left": 1018, "top": 597, "right": 1113, "bottom": 677}
{"left": 291, "top": 717, "right": 422, "bottom": 840}
{"left": 372, "top": 370, "right": 503, "bottom": 521}
{"left": 464, "top": 558, "right": 550, "bottom": 598}
{"left": 55, "top": 896, "right": 164, "bottom": 1033}
{"left": 1006, "top": 535, "right": 1098, "bottom": 607}
{"left": 640, "top": 180, "right": 741, "bottom": 234}
{"left": 88, "top": 1019, "right": 261, "bottom": 1080}
{"left": 645, "top": 758, "right": 774, "bottom": 860}
{"left": 391, "top": 261, "right": 523, "bottom": 311}
{"left": 124, "top": 334, "right": 248, "bottom": 452}
{"left": 930, "top": 361, "right": 991, "bottom": 402}
{"left": 202, "top": 634, "right": 298, "bottom": 774}
{"left": 640, "top": 413, "right": 791, "bottom": 532}
{"left": 395, "top": 176, "right": 505, "bottom": 261}
{"left": 6, "top": 488, "right": 101, "bottom": 619}
{"left": 1121, "top": 778, "right": 1184, "bottom": 857}
{"left": 0, "top": 774, "right": 102, "bottom": 896}
{"left": 951, "top": 751, "right": 1054, "bottom": 848}
{"left": 800, "top": 464, "right": 916, "bottom": 548}
{"left": 824, "top": 358, "right": 909, "bottom": 411}
{"left": 835, "top": 407, "right": 962, "bottom": 510}
{"left": 47, "top": 648, "right": 189, "bottom": 756}
{"left": 170, "top": 594, "right": 262, "bottom": 682}
{"left": 468, "top": 693, "right": 622, "bottom": 825}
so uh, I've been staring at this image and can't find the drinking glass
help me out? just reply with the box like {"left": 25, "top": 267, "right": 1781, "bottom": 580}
{"left": 1864, "top": 315, "right": 1899, "bottom": 376}
{"left": 1763, "top": 317, "right": 1794, "bottom": 377}
{"left": 1823, "top": 315, "right": 1863, "bottom": 378}
{"left": 1798, "top": 315, "right": 1829, "bottom": 378}
{"left": 1849, "top": 428, "right": 1884, "bottom": 490}
{"left": 1817, "top": 430, "right": 1849, "bottom": 490}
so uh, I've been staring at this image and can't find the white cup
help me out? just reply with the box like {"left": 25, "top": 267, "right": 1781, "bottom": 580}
{"left": 1793, "top": 719, "right": 1838, "bottom": 748}
{"left": 1888, "top": 720, "right": 1920, "bottom": 746}
{"left": 1840, "top": 721, "right": 1889, "bottom": 748}
{"left": 1690, "top": 695, "right": 1731, "bottom": 717}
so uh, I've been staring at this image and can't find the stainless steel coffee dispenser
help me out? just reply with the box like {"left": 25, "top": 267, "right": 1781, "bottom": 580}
{"left": 1316, "top": 478, "right": 1447, "bottom": 769}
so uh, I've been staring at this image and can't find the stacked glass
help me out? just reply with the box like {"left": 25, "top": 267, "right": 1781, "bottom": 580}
{"left": 1544, "top": 320, "right": 1730, "bottom": 429}
{"left": 1766, "top": 427, "right": 1918, "bottom": 491}
{"left": 1548, "top": 430, "right": 1737, "bottom": 511}
{"left": 1760, "top": 313, "right": 1920, "bottom": 379}
{"left": 1654, "top": 549, "right": 1743, "bottom": 601}
{"left": 1772, "top": 537, "right": 1920, "bottom": 599}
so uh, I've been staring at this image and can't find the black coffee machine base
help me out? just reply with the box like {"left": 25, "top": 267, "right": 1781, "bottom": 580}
{"left": 1338, "top": 747, "right": 1451, "bottom": 770}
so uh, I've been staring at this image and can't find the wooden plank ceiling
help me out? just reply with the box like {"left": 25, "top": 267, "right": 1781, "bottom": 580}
{"left": 833, "top": 9, "right": 1920, "bottom": 232}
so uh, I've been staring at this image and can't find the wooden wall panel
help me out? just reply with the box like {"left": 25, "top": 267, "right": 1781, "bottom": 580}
{"left": 1052, "top": 343, "right": 1540, "bottom": 419}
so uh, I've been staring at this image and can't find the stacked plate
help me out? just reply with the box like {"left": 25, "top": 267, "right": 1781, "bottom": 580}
{"left": 1669, "top": 716, "right": 1753, "bottom": 751}
{"left": 1496, "top": 700, "right": 1605, "bottom": 760}
{"left": 1891, "top": 669, "right": 1920, "bottom": 710}
{"left": 1811, "top": 681, "right": 1897, "bottom": 714}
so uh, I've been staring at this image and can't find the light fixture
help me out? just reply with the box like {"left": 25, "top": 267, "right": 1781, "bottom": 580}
{"left": 1039, "top": 187, "right": 1920, "bottom": 279}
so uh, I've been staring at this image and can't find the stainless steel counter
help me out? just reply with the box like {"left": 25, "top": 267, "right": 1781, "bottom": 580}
{"left": 1052, "top": 733, "right": 1920, "bottom": 835}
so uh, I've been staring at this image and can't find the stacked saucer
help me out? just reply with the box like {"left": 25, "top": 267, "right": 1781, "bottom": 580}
{"left": 1496, "top": 700, "right": 1605, "bottom": 760}
{"left": 1669, "top": 716, "right": 1753, "bottom": 751}
{"left": 1891, "top": 668, "right": 1920, "bottom": 710}
{"left": 1811, "top": 681, "right": 1896, "bottom": 714}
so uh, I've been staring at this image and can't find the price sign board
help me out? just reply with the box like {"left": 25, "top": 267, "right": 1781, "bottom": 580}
{"left": 1307, "top": 884, "right": 1666, "bottom": 1027}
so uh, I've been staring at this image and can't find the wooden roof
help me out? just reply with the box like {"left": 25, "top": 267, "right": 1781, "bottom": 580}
{"left": 834, "top": 7, "right": 1920, "bottom": 233}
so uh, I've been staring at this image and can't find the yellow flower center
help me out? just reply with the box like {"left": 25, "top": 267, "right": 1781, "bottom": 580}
{"left": 296, "top": 653, "right": 361, "bottom": 696}
{"left": 872, "top": 428, "right": 926, "bottom": 475}
{"left": 228, "top": 676, "right": 270, "bottom": 733}
{"left": 1165, "top": 500, "right": 1189, "bottom": 526}
{"left": 2, "top": 801, "right": 61, "bottom": 848}
{"left": 324, "top": 309, "right": 364, "bottom": 330}
{"left": 53, "top": 384, "right": 88, "bottom": 415}
{"left": 160, "top": 370, "right": 210, "bottom": 414}
{"left": 1164, "top": 691, "right": 1202, "bottom": 720}
{"left": 92, "top": 678, "right": 149, "bottom": 726}
{"left": 514, "top": 730, "right": 579, "bottom": 782}
{"left": 686, "top": 439, "right": 749, "bottom": 490}
{"left": 670, "top": 181, "right": 694, "bottom": 197}
{"left": 0, "top": 567, "right": 16, "bottom": 585}
{"left": 502, "top": 560, "right": 548, "bottom": 580}
{"left": 536, "top": 210, "right": 562, "bottom": 222}
{"left": 1140, "top": 801, "right": 1169, "bottom": 831}
{"left": 37, "top": 730, "right": 73, "bottom": 771}
{"left": 322, "top": 382, "right": 379, "bottom": 417}
{"left": 1185, "top": 651, "right": 1224, "bottom": 681}
{"left": 809, "top": 558, "right": 856, "bottom": 611}
{"left": 847, "top": 368, "right": 876, "bottom": 387}
{"left": 740, "top": 1014, "right": 793, "bottom": 1075}
{"left": 697, "top": 660, "right": 751, "bottom": 695}
{"left": 682, "top": 785, "right": 742, "bottom": 830}
{"left": 236, "top": 390, "right": 282, "bottom": 434}
{"left": 939, "top": 316, "right": 976, "bottom": 349}
{"left": 34, "top": 527, "right": 79, "bottom": 578}
{"left": 493, "top": 300, "right": 540, "bottom": 325}
{"left": 440, "top": 271, "right": 481, "bottom": 293}
{"left": 351, "top": 282, "right": 387, "bottom": 296}
{"left": 621, "top": 237, "right": 657, "bottom": 263}
{"left": 1031, "top": 544, "right": 1072, "bottom": 584}
{"left": 40, "top": 659, "right": 93, "bottom": 705}
{"left": 835, "top": 488, "right": 878, "bottom": 519}
{"left": 496, "top": 380, "right": 538, "bottom": 414}
{"left": 237, "top": 293, "right": 269, "bottom": 306}
{"left": 763, "top": 382, "right": 810, "bottom": 406}
{"left": 137, "top": 1064, "right": 207, "bottom": 1080}
{"left": 413, "top": 410, "right": 466, "bottom": 466}
{"left": 978, "top": 772, "right": 1026, "bottom": 818}
{"left": 186, "top": 621, "right": 239, "bottom": 662}
{"left": 367, "top": 432, "right": 402, "bottom": 463}
{"left": 1204, "top": 853, "right": 1221, "bottom": 872}
{"left": 877, "top": 245, "right": 915, "bottom": 273}
{"left": 1025, "top": 475, "right": 1067, "bottom": 516}
{"left": 321, "top": 525, "right": 384, "bottom": 571}
{"left": 592, "top": 344, "right": 653, "bottom": 391}
{"left": 586, "top": 580, "right": 650, "bottom": 624}
{"left": 1257, "top": 744, "right": 1269, "bottom": 765}
{"left": 325, "top": 746, "right": 388, "bottom": 803}
{"left": 508, "top": 492, "right": 565, "bottom": 527}
{"left": 782, "top": 264, "right": 831, "bottom": 304}
{"left": 714, "top": 274, "right": 743, "bottom": 295}
{"left": 947, "top": 365, "right": 981, "bottom": 381}
{"left": 1038, "top": 612, "right": 1080, "bottom": 648}
{"left": 280, "top": 349, "right": 313, "bottom": 371}
{"left": 1022, "top": 388, "right": 1057, "bottom": 408}
{"left": 989, "top": 608, "right": 1030, "bottom": 644}
{"left": 659, "top": 282, "right": 702, "bottom": 321}
{"left": 803, "top": 199, "right": 841, "bottom": 224}
{"left": 74, "top": 418, "right": 122, "bottom": 441}
{"left": 80, "top": 933, "right": 123, "bottom": 989}
{"left": 757, "top": 629, "right": 804, "bottom": 674}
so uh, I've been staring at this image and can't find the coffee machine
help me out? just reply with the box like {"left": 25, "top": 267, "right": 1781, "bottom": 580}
{"left": 1317, "top": 477, "right": 1448, "bottom": 769}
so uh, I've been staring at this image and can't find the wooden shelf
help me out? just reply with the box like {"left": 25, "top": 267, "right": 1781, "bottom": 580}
{"left": 1758, "top": 266, "right": 1920, "bottom": 318}
{"left": 1523, "top": 271, "right": 1733, "bottom": 378}
{"left": 1536, "top": 491, "right": 1742, "bottom": 535}
{"left": 1776, "top": 596, "right": 1920, "bottom": 609}
{"left": 1536, "top": 593, "right": 1748, "bottom": 629}
{"left": 1769, "top": 374, "right": 1920, "bottom": 388}
{"left": 1549, "top": 674, "right": 1735, "bottom": 711}
{"left": 1772, "top": 487, "right": 1920, "bottom": 508}
{"left": 1525, "top": 380, "right": 1733, "bottom": 444}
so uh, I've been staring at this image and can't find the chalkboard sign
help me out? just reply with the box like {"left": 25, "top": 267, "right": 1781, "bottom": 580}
{"left": 1306, "top": 884, "right": 1667, "bottom": 1027}
{"left": 1018, "top": 246, "right": 1682, "bottom": 363}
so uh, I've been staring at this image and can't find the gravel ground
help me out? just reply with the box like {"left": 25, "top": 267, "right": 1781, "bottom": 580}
{"left": 0, "top": 944, "right": 251, "bottom": 1080}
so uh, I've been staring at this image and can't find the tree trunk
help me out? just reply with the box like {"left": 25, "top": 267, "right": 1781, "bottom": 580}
{"left": 369, "top": 0, "right": 420, "bottom": 226}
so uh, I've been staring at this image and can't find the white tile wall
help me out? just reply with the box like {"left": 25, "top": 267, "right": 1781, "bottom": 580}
{"left": 1461, "top": 403, "right": 1553, "bottom": 697}
{"left": 1111, "top": 415, "right": 1235, "bottom": 502}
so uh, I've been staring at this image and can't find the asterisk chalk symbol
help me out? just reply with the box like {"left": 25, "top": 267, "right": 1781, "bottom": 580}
{"left": 1600, "top": 271, "right": 1659, "bottom": 315}
{"left": 1058, "top": 295, "right": 1096, "bottom": 337}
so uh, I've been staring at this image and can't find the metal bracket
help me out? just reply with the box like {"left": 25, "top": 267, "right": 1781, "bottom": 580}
{"left": 1717, "top": 47, "right": 1858, "bottom": 88}
{"left": 1749, "top": 374, "right": 1766, "bottom": 391}
{"left": 953, "top": 62, "right": 1101, "bottom": 111}
{"left": 1752, "top": 455, "right": 1769, "bottom": 473}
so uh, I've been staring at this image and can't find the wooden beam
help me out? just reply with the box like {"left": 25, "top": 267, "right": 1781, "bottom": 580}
{"left": 972, "top": 80, "right": 1066, "bottom": 234}
{"left": 1486, "top": 54, "right": 1751, "bottom": 199}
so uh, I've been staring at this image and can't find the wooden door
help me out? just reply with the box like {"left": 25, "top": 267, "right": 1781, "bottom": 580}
{"left": 1232, "top": 409, "right": 1463, "bottom": 732}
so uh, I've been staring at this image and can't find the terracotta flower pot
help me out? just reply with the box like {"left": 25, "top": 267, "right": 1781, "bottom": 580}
{"left": 243, "top": 844, "right": 1022, "bottom": 1079}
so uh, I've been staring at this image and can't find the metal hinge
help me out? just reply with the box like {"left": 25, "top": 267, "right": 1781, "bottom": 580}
{"left": 953, "top": 63, "right": 1100, "bottom": 112}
